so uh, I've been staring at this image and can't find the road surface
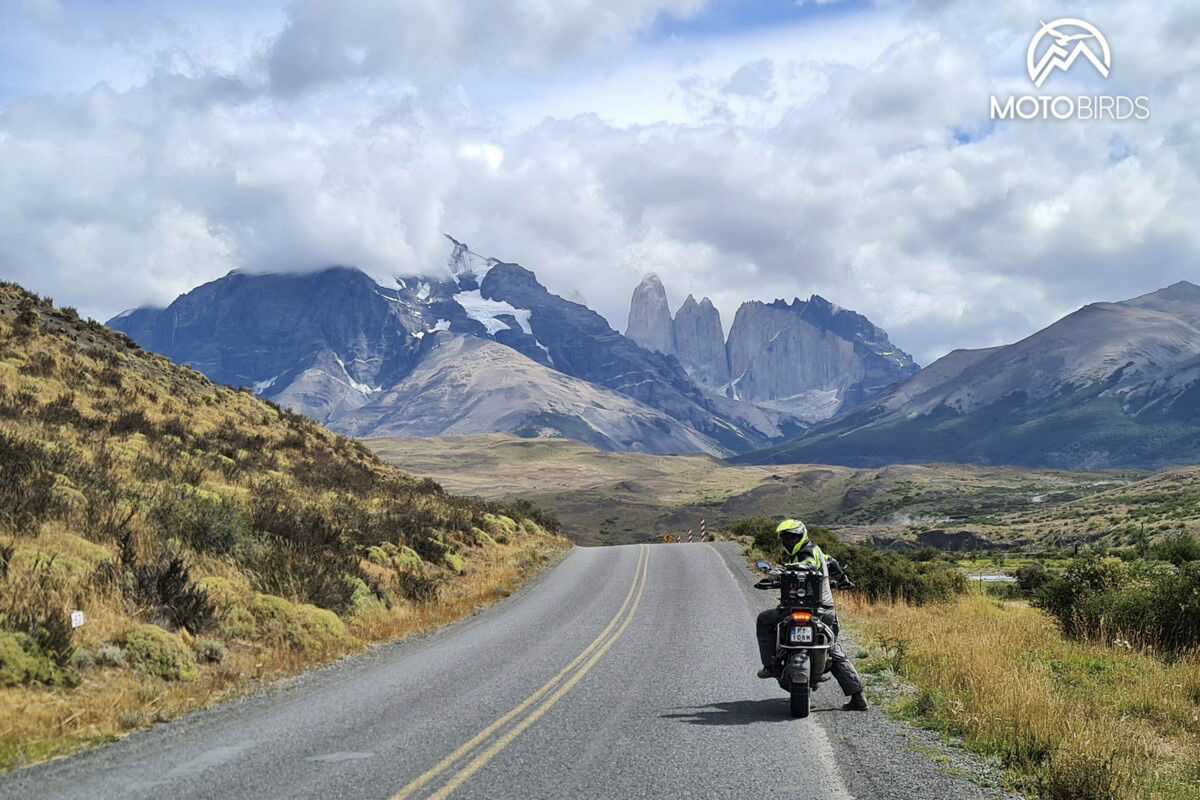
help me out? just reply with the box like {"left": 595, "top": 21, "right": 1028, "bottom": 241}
{"left": 1, "top": 543, "right": 1012, "bottom": 800}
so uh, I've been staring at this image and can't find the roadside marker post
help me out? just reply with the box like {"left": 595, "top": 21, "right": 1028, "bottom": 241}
{"left": 700, "top": 519, "right": 706, "bottom": 541}
{"left": 686, "top": 529, "right": 693, "bottom": 543}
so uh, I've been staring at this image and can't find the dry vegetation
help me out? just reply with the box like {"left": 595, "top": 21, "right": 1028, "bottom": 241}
{"left": 371, "top": 435, "right": 1200, "bottom": 554}
{"left": 847, "top": 594, "right": 1200, "bottom": 800}
{"left": 0, "top": 283, "right": 568, "bottom": 769}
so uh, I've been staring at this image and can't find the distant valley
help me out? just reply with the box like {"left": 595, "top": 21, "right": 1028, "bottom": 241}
{"left": 366, "top": 434, "right": 1200, "bottom": 552}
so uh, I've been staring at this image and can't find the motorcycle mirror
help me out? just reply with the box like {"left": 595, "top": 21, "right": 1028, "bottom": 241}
{"left": 755, "top": 561, "right": 771, "bottom": 571}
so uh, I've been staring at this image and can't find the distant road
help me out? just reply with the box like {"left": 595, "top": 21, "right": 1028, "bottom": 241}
{"left": 1, "top": 543, "right": 1011, "bottom": 800}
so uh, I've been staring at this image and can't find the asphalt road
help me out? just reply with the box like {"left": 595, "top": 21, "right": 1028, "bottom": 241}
{"left": 1, "top": 543, "right": 1014, "bottom": 800}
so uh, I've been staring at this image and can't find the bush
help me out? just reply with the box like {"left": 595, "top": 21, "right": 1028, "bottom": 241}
{"left": 192, "top": 637, "right": 227, "bottom": 664}
{"left": 110, "top": 409, "right": 156, "bottom": 437}
{"left": 126, "top": 551, "right": 215, "bottom": 634}
{"left": 0, "top": 431, "right": 64, "bottom": 534}
{"left": 1151, "top": 532, "right": 1200, "bottom": 566}
{"left": 94, "top": 643, "right": 126, "bottom": 666}
{"left": 241, "top": 541, "right": 358, "bottom": 613}
{"left": 1036, "top": 557, "right": 1200, "bottom": 651}
{"left": 120, "top": 624, "right": 199, "bottom": 681}
{"left": 500, "top": 499, "right": 560, "bottom": 534}
{"left": 209, "top": 588, "right": 352, "bottom": 656}
{"left": 0, "top": 632, "right": 74, "bottom": 687}
{"left": 154, "top": 489, "right": 248, "bottom": 555}
{"left": 393, "top": 569, "right": 443, "bottom": 604}
{"left": 1015, "top": 562, "right": 1050, "bottom": 594}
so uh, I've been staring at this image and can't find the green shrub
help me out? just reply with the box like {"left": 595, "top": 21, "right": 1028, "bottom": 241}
{"left": 1015, "top": 562, "right": 1050, "bottom": 594}
{"left": 471, "top": 527, "right": 498, "bottom": 547}
{"left": 94, "top": 643, "right": 126, "bottom": 666}
{"left": 500, "top": 499, "right": 560, "bottom": 534}
{"left": 444, "top": 552, "right": 465, "bottom": 574}
{"left": 1036, "top": 557, "right": 1200, "bottom": 651}
{"left": 121, "top": 624, "right": 198, "bottom": 681}
{"left": 481, "top": 514, "right": 515, "bottom": 541}
{"left": 0, "top": 632, "right": 73, "bottom": 686}
{"left": 155, "top": 489, "right": 248, "bottom": 555}
{"left": 345, "top": 576, "right": 389, "bottom": 619}
{"left": 192, "top": 637, "right": 227, "bottom": 664}
{"left": 205, "top": 584, "right": 353, "bottom": 656}
{"left": 1151, "top": 531, "right": 1200, "bottom": 566}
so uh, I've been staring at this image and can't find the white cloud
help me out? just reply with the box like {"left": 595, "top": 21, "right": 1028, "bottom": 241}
{"left": 265, "top": 0, "right": 707, "bottom": 95}
{"left": 0, "top": 0, "right": 1198, "bottom": 366}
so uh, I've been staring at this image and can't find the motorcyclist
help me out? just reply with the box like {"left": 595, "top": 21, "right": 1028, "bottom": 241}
{"left": 755, "top": 518, "right": 869, "bottom": 711}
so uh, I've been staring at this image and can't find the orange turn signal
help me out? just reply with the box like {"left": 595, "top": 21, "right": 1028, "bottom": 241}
{"left": 790, "top": 611, "right": 812, "bottom": 622}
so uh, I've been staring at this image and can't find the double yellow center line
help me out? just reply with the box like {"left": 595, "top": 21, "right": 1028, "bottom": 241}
{"left": 390, "top": 545, "right": 650, "bottom": 800}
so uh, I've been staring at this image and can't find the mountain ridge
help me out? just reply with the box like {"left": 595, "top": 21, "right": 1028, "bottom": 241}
{"left": 740, "top": 280, "right": 1200, "bottom": 469}
{"left": 108, "top": 247, "right": 799, "bottom": 455}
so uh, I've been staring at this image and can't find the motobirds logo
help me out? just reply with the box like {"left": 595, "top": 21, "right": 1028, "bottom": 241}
{"left": 990, "top": 18, "right": 1150, "bottom": 121}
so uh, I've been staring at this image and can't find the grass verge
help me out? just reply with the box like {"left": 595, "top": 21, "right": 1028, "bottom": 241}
{"left": 844, "top": 593, "right": 1200, "bottom": 800}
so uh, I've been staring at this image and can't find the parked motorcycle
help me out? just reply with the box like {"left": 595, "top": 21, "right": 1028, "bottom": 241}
{"left": 754, "top": 560, "right": 853, "bottom": 718}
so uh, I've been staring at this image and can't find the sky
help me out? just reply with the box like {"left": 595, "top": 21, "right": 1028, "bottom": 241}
{"left": 1, "top": 0, "right": 1197, "bottom": 365}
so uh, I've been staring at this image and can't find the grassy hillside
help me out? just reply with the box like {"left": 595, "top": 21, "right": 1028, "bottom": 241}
{"left": 0, "top": 283, "right": 567, "bottom": 768}
{"left": 366, "top": 435, "right": 1181, "bottom": 550}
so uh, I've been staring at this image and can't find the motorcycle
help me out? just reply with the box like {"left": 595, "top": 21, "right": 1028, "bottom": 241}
{"left": 754, "top": 559, "right": 853, "bottom": 718}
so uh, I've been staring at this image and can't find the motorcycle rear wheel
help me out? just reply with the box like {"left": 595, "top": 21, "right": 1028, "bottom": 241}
{"left": 790, "top": 683, "right": 810, "bottom": 718}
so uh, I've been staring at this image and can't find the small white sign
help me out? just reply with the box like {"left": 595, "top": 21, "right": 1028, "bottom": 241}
{"left": 70, "top": 610, "right": 85, "bottom": 629}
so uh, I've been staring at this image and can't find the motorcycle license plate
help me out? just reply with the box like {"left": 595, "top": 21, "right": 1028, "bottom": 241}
{"left": 790, "top": 626, "right": 813, "bottom": 643}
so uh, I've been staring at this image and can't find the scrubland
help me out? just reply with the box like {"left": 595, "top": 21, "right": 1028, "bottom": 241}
{"left": 0, "top": 283, "right": 567, "bottom": 769}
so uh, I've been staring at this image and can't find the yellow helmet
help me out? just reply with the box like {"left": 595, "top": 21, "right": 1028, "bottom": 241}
{"left": 776, "top": 518, "right": 808, "bottom": 555}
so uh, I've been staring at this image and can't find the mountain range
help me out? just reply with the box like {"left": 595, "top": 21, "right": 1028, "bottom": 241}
{"left": 110, "top": 237, "right": 811, "bottom": 456}
{"left": 741, "top": 281, "right": 1200, "bottom": 469}
{"left": 108, "top": 235, "right": 1200, "bottom": 470}
{"left": 625, "top": 274, "right": 918, "bottom": 420}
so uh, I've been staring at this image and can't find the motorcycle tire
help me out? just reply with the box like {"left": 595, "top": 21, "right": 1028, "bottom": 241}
{"left": 790, "top": 683, "right": 810, "bottom": 718}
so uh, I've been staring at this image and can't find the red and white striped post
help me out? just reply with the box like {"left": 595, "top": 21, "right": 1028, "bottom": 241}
{"left": 699, "top": 518, "right": 707, "bottom": 541}
{"left": 686, "top": 529, "right": 693, "bottom": 543}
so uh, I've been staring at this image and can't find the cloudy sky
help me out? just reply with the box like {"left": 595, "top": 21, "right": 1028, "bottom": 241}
{"left": 2, "top": 0, "right": 1197, "bottom": 364}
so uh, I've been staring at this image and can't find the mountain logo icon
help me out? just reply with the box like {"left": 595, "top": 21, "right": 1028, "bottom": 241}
{"left": 1026, "top": 18, "right": 1111, "bottom": 88}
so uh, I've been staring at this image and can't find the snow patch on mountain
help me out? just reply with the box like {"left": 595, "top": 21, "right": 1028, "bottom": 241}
{"left": 252, "top": 375, "right": 279, "bottom": 395}
{"left": 454, "top": 289, "right": 531, "bottom": 335}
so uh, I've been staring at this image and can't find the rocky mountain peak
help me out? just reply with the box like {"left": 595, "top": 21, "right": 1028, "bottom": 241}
{"left": 443, "top": 233, "right": 499, "bottom": 281}
{"left": 1122, "top": 280, "right": 1200, "bottom": 315}
{"left": 672, "top": 292, "right": 728, "bottom": 387}
{"left": 625, "top": 273, "right": 673, "bottom": 354}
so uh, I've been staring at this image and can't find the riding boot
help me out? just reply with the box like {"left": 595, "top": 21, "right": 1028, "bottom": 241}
{"left": 842, "top": 692, "right": 868, "bottom": 711}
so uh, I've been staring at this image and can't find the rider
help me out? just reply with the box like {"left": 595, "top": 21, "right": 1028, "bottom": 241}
{"left": 755, "top": 518, "right": 869, "bottom": 711}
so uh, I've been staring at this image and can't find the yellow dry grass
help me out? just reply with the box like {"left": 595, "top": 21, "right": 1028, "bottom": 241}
{"left": 0, "top": 284, "right": 571, "bottom": 769}
{"left": 845, "top": 593, "right": 1200, "bottom": 800}
{"left": 0, "top": 535, "right": 567, "bottom": 769}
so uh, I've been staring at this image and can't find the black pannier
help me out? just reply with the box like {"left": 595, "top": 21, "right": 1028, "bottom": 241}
{"left": 779, "top": 567, "right": 823, "bottom": 607}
